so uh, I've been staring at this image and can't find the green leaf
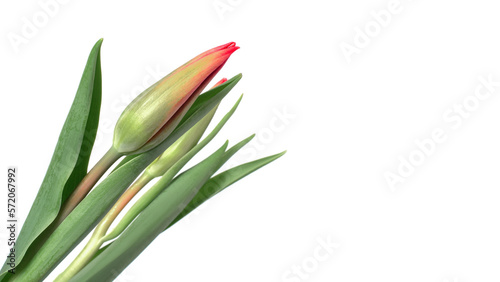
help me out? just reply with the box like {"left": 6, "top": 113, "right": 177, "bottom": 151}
{"left": 168, "top": 150, "right": 286, "bottom": 228}
{"left": 10, "top": 74, "right": 242, "bottom": 281}
{"left": 87, "top": 145, "right": 285, "bottom": 273}
{"left": 70, "top": 142, "right": 229, "bottom": 281}
{"left": 0, "top": 39, "right": 103, "bottom": 280}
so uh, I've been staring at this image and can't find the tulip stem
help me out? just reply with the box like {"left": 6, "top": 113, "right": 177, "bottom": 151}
{"left": 54, "top": 172, "right": 153, "bottom": 282}
{"left": 10, "top": 147, "right": 122, "bottom": 282}
{"left": 55, "top": 147, "right": 122, "bottom": 226}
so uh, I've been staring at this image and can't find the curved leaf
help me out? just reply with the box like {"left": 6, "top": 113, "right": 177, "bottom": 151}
{"left": 70, "top": 142, "right": 229, "bottom": 281}
{"left": 79, "top": 148, "right": 285, "bottom": 280}
{"left": 0, "top": 39, "right": 103, "bottom": 279}
{"left": 168, "top": 150, "right": 286, "bottom": 228}
{"left": 89, "top": 140, "right": 285, "bottom": 263}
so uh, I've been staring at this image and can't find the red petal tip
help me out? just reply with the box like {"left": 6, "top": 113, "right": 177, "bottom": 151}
{"left": 211, "top": 78, "right": 228, "bottom": 88}
{"left": 225, "top": 46, "right": 239, "bottom": 55}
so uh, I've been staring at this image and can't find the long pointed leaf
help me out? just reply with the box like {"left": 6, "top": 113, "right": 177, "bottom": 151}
{"left": 70, "top": 142, "right": 229, "bottom": 281}
{"left": 0, "top": 39, "right": 103, "bottom": 279}
{"left": 85, "top": 148, "right": 285, "bottom": 278}
{"left": 90, "top": 138, "right": 282, "bottom": 260}
{"left": 168, "top": 150, "right": 286, "bottom": 228}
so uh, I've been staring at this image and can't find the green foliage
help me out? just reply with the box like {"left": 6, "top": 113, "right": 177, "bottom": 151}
{"left": 0, "top": 39, "right": 103, "bottom": 280}
{"left": 3, "top": 40, "right": 284, "bottom": 282}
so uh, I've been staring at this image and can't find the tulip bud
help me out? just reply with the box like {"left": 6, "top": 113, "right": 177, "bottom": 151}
{"left": 113, "top": 43, "right": 238, "bottom": 154}
{"left": 145, "top": 78, "right": 227, "bottom": 178}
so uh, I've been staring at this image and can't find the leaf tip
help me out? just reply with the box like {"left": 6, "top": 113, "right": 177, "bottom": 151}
{"left": 94, "top": 38, "right": 104, "bottom": 49}
{"left": 234, "top": 94, "right": 244, "bottom": 107}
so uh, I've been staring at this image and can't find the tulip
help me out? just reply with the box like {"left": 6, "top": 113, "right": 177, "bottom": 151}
{"left": 113, "top": 43, "right": 238, "bottom": 154}
{"left": 55, "top": 44, "right": 238, "bottom": 224}
{"left": 54, "top": 79, "right": 226, "bottom": 282}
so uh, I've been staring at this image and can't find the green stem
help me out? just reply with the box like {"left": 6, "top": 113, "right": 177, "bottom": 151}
{"left": 10, "top": 147, "right": 122, "bottom": 282}
{"left": 55, "top": 147, "right": 122, "bottom": 225}
{"left": 54, "top": 172, "right": 152, "bottom": 282}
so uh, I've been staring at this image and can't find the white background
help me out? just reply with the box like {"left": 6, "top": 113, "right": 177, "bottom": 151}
{"left": 2, "top": 0, "right": 500, "bottom": 281}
